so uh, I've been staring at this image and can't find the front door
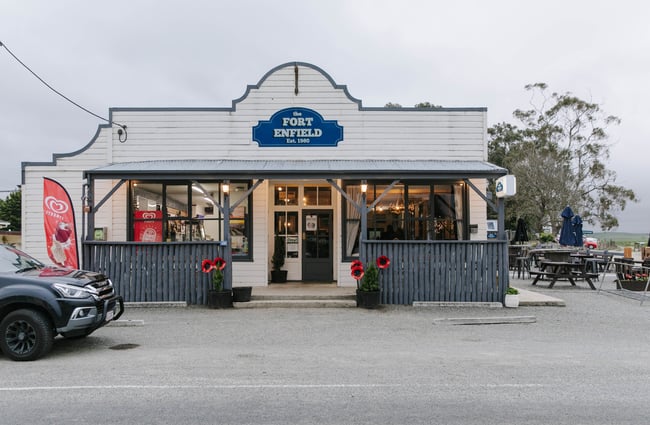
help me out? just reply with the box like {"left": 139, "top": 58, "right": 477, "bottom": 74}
{"left": 302, "top": 210, "right": 333, "bottom": 281}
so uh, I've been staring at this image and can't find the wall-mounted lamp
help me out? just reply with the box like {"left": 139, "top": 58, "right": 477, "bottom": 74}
{"left": 361, "top": 181, "right": 368, "bottom": 193}
{"left": 117, "top": 125, "right": 128, "bottom": 143}
{"left": 223, "top": 181, "right": 230, "bottom": 194}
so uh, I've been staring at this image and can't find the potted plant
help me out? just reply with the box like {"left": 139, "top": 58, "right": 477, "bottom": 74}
{"left": 270, "top": 235, "right": 288, "bottom": 283}
{"left": 616, "top": 272, "right": 649, "bottom": 291}
{"left": 352, "top": 255, "right": 389, "bottom": 309}
{"left": 504, "top": 286, "right": 519, "bottom": 308}
{"left": 203, "top": 257, "right": 232, "bottom": 308}
{"left": 232, "top": 285, "right": 253, "bottom": 302}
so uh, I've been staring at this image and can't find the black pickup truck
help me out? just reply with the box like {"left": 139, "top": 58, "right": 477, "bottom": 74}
{"left": 0, "top": 245, "right": 124, "bottom": 361}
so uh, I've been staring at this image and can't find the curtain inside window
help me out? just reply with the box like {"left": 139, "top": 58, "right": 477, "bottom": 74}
{"left": 345, "top": 186, "right": 361, "bottom": 257}
{"left": 453, "top": 183, "right": 464, "bottom": 240}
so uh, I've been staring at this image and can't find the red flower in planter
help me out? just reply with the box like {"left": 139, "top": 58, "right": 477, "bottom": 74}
{"left": 351, "top": 265, "right": 365, "bottom": 280}
{"left": 376, "top": 255, "right": 390, "bottom": 269}
{"left": 202, "top": 257, "right": 227, "bottom": 291}
{"left": 351, "top": 259, "right": 363, "bottom": 270}
{"left": 213, "top": 257, "right": 227, "bottom": 271}
{"left": 202, "top": 257, "right": 228, "bottom": 273}
{"left": 202, "top": 259, "right": 214, "bottom": 273}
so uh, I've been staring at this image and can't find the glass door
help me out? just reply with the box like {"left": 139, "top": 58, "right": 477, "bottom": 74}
{"left": 302, "top": 210, "right": 333, "bottom": 281}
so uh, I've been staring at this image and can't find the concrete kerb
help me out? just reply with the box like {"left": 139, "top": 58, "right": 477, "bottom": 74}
{"left": 413, "top": 302, "right": 503, "bottom": 308}
{"left": 107, "top": 319, "right": 145, "bottom": 327}
{"left": 515, "top": 287, "right": 566, "bottom": 307}
{"left": 124, "top": 301, "right": 188, "bottom": 308}
{"left": 433, "top": 316, "right": 537, "bottom": 325}
{"left": 108, "top": 301, "right": 188, "bottom": 327}
{"left": 118, "top": 289, "right": 565, "bottom": 308}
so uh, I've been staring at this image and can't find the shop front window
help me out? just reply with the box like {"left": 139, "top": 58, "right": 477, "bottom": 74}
{"left": 304, "top": 186, "right": 332, "bottom": 206}
{"left": 130, "top": 180, "right": 252, "bottom": 258}
{"left": 274, "top": 185, "right": 298, "bottom": 206}
{"left": 342, "top": 181, "right": 466, "bottom": 259}
{"left": 274, "top": 211, "right": 299, "bottom": 258}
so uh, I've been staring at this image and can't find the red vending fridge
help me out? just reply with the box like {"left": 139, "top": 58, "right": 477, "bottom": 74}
{"left": 134, "top": 210, "right": 163, "bottom": 242}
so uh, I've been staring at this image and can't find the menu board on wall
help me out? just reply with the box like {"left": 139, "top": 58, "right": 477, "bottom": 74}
{"left": 287, "top": 236, "right": 299, "bottom": 258}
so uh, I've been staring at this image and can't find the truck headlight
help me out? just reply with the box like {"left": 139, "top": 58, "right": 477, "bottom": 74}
{"left": 53, "top": 283, "right": 97, "bottom": 299}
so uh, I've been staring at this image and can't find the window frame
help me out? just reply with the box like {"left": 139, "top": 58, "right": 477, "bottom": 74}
{"left": 341, "top": 180, "right": 468, "bottom": 261}
{"left": 128, "top": 179, "right": 253, "bottom": 261}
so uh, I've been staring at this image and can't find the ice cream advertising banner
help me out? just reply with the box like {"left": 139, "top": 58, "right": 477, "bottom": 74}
{"left": 43, "top": 177, "right": 79, "bottom": 269}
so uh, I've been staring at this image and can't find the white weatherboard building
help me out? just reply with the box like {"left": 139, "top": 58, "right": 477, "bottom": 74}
{"left": 22, "top": 62, "right": 509, "bottom": 304}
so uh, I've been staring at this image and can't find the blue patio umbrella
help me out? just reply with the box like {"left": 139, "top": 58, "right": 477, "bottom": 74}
{"left": 558, "top": 206, "right": 576, "bottom": 246}
{"left": 571, "top": 214, "right": 583, "bottom": 247}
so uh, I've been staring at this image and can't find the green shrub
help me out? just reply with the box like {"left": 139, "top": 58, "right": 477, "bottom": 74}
{"left": 360, "top": 264, "right": 380, "bottom": 292}
{"left": 539, "top": 232, "right": 555, "bottom": 243}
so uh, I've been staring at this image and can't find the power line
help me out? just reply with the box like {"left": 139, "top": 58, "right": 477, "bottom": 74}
{"left": 0, "top": 40, "right": 127, "bottom": 142}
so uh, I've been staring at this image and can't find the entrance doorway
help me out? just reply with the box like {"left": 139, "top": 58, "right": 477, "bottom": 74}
{"left": 302, "top": 210, "right": 333, "bottom": 281}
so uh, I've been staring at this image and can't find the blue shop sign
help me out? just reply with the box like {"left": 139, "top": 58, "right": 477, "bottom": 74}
{"left": 253, "top": 107, "right": 343, "bottom": 147}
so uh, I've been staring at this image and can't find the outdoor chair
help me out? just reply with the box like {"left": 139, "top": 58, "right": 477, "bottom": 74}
{"left": 587, "top": 251, "right": 612, "bottom": 273}
{"left": 511, "top": 247, "right": 532, "bottom": 279}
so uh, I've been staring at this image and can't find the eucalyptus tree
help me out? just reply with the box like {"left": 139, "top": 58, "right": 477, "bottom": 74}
{"left": 488, "top": 83, "right": 635, "bottom": 233}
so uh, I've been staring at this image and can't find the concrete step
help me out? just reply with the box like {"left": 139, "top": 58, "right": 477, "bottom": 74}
{"left": 228, "top": 283, "right": 358, "bottom": 308}
{"left": 251, "top": 293, "right": 356, "bottom": 301}
{"left": 234, "top": 298, "right": 357, "bottom": 308}
{"left": 232, "top": 284, "right": 358, "bottom": 308}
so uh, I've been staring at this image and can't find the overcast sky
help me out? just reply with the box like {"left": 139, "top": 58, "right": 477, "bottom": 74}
{"left": 1, "top": 0, "right": 648, "bottom": 234}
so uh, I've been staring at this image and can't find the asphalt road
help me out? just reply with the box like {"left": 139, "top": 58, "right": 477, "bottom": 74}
{"left": 1, "top": 288, "right": 649, "bottom": 425}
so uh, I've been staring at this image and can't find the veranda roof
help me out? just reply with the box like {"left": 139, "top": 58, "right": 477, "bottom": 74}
{"left": 85, "top": 159, "right": 507, "bottom": 180}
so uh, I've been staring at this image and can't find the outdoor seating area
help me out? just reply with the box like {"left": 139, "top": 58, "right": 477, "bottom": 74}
{"left": 526, "top": 248, "right": 603, "bottom": 290}
{"left": 515, "top": 247, "right": 617, "bottom": 290}
{"left": 509, "top": 244, "right": 650, "bottom": 305}
{"left": 505, "top": 205, "right": 649, "bottom": 300}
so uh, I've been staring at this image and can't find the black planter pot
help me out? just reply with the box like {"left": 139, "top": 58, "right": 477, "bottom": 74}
{"left": 616, "top": 280, "right": 649, "bottom": 291}
{"left": 270, "top": 270, "right": 288, "bottom": 283}
{"left": 356, "top": 289, "right": 381, "bottom": 309}
{"left": 232, "top": 286, "right": 252, "bottom": 302}
{"left": 207, "top": 289, "right": 233, "bottom": 309}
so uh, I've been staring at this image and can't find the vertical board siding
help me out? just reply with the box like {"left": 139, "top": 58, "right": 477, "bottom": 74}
{"left": 83, "top": 241, "right": 224, "bottom": 304}
{"left": 364, "top": 240, "right": 507, "bottom": 305}
{"left": 85, "top": 240, "right": 505, "bottom": 305}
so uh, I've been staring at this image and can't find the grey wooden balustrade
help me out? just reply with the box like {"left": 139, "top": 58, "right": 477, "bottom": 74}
{"left": 364, "top": 240, "right": 508, "bottom": 305}
{"left": 83, "top": 241, "right": 224, "bottom": 304}
{"left": 83, "top": 240, "right": 507, "bottom": 305}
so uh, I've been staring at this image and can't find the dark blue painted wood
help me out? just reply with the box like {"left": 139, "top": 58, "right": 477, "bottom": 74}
{"left": 83, "top": 241, "right": 224, "bottom": 304}
{"left": 364, "top": 240, "right": 508, "bottom": 305}
{"left": 84, "top": 240, "right": 507, "bottom": 305}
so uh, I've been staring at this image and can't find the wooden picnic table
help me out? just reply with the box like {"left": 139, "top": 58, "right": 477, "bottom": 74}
{"left": 530, "top": 260, "right": 598, "bottom": 290}
{"left": 528, "top": 248, "right": 575, "bottom": 267}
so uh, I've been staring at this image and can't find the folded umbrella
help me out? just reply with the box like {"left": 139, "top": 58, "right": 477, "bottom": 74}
{"left": 559, "top": 206, "right": 576, "bottom": 246}
{"left": 512, "top": 217, "right": 529, "bottom": 244}
{"left": 571, "top": 215, "right": 583, "bottom": 247}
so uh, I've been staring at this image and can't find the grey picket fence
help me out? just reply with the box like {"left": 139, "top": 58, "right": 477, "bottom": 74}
{"left": 83, "top": 240, "right": 507, "bottom": 305}
{"left": 363, "top": 240, "right": 508, "bottom": 305}
{"left": 83, "top": 241, "right": 224, "bottom": 304}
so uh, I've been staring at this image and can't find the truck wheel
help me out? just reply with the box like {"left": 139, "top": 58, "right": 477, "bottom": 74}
{"left": 0, "top": 309, "right": 54, "bottom": 361}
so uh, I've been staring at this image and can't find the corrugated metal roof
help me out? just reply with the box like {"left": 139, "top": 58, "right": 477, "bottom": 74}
{"left": 86, "top": 159, "right": 507, "bottom": 180}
